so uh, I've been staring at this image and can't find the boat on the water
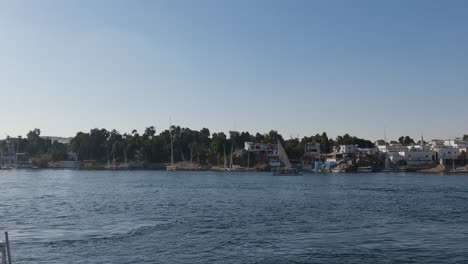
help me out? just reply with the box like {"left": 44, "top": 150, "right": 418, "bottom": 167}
{"left": 165, "top": 122, "right": 203, "bottom": 171}
{"left": 381, "top": 168, "right": 407, "bottom": 172}
{"left": 222, "top": 132, "right": 249, "bottom": 172}
{"left": 272, "top": 139, "right": 301, "bottom": 176}
{"left": 331, "top": 168, "right": 346, "bottom": 173}
{"left": 357, "top": 166, "right": 373, "bottom": 172}
{"left": 272, "top": 167, "right": 300, "bottom": 175}
{"left": 449, "top": 167, "right": 468, "bottom": 173}
{"left": 224, "top": 164, "right": 249, "bottom": 172}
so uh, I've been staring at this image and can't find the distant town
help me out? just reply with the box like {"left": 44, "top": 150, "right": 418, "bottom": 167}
{"left": 1, "top": 127, "right": 468, "bottom": 173}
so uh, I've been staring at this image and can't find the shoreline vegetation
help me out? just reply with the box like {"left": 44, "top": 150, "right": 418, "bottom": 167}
{"left": 1, "top": 127, "right": 468, "bottom": 173}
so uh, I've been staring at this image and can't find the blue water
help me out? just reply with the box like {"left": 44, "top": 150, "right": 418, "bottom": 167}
{"left": 1, "top": 170, "right": 468, "bottom": 264}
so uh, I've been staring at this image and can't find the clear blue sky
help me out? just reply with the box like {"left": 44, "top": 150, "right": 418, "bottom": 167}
{"left": 1, "top": 0, "right": 467, "bottom": 141}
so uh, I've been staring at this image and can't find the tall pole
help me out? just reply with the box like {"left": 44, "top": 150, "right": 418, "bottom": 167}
{"left": 223, "top": 144, "right": 227, "bottom": 169}
{"left": 230, "top": 140, "right": 234, "bottom": 168}
{"left": 5, "top": 232, "right": 11, "bottom": 264}
{"left": 170, "top": 132, "right": 174, "bottom": 166}
{"left": 170, "top": 118, "right": 174, "bottom": 166}
{"left": 15, "top": 139, "right": 19, "bottom": 167}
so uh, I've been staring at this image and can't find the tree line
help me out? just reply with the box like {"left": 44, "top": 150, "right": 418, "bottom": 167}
{"left": 3, "top": 126, "right": 444, "bottom": 165}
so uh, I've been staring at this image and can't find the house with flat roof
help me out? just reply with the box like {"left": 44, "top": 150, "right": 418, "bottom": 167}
{"left": 333, "top": 145, "right": 358, "bottom": 154}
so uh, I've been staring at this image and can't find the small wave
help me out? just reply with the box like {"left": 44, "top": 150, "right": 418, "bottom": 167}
{"left": 41, "top": 222, "right": 173, "bottom": 247}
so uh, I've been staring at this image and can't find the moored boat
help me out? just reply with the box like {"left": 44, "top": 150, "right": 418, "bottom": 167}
{"left": 331, "top": 168, "right": 346, "bottom": 173}
{"left": 272, "top": 167, "right": 301, "bottom": 175}
{"left": 357, "top": 166, "right": 373, "bottom": 172}
{"left": 449, "top": 167, "right": 468, "bottom": 174}
{"left": 271, "top": 139, "right": 301, "bottom": 175}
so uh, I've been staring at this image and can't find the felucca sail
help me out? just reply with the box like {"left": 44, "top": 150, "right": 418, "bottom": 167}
{"left": 385, "top": 153, "right": 391, "bottom": 169}
{"left": 277, "top": 139, "right": 292, "bottom": 168}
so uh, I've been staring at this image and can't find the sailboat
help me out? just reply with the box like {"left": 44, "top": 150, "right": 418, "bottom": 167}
{"left": 380, "top": 140, "right": 407, "bottom": 173}
{"left": 117, "top": 148, "right": 130, "bottom": 169}
{"left": 105, "top": 153, "right": 112, "bottom": 169}
{"left": 105, "top": 144, "right": 120, "bottom": 170}
{"left": 173, "top": 140, "right": 202, "bottom": 171}
{"left": 165, "top": 123, "right": 202, "bottom": 171}
{"left": 380, "top": 151, "right": 394, "bottom": 172}
{"left": 224, "top": 133, "right": 248, "bottom": 172}
{"left": 223, "top": 144, "right": 228, "bottom": 170}
{"left": 166, "top": 125, "right": 177, "bottom": 171}
{"left": 272, "top": 139, "right": 300, "bottom": 175}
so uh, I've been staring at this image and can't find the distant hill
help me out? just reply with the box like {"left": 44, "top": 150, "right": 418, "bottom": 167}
{"left": 42, "top": 136, "right": 73, "bottom": 144}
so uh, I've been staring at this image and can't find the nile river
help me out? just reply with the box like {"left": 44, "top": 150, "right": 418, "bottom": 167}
{"left": 1, "top": 170, "right": 467, "bottom": 263}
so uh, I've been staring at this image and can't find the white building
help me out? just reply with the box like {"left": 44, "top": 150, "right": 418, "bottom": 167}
{"left": 334, "top": 145, "right": 358, "bottom": 154}
{"left": 400, "top": 146, "right": 433, "bottom": 167}
{"left": 430, "top": 139, "right": 445, "bottom": 147}
{"left": 444, "top": 139, "right": 468, "bottom": 148}
{"left": 432, "top": 145, "right": 459, "bottom": 161}
{"left": 445, "top": 139, "right": 468, "bottom": 159}
{"left": 244, "top": 142, "right": 278, "bottom": 155}
{"left": 245, "top": 142, "right": 268, "bottom": 152}
{"left": 377, "top": 143, "right": 409, "bottom": 153}
{"left": 388, "top": 152, "right": 406, "bottom": 164}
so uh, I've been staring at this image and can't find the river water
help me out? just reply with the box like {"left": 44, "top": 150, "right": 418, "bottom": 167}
{"left": 0, "top": 170, "right": 467, "bottom": 263}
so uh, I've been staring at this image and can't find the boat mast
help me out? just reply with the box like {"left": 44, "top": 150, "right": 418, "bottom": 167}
{"left": 223, "top": 144, "right": 227, "bottom": 169}
{"left": 384, "top": 127, "right": 390, "bottom": 170}
{"left": 196, "top": 140, "right": 200, "bottom": 163}
{"left": 190, "top": 142, "right": 193, "bottom": 163}
{"left": 16, "top": 138, "right": 19, "bottom": 167}
{"left": 112, "top": 143, "right": 116, "bottom": 165}
{"left": 229, "top": 135, "right": 234, "bottom": 168}
{"left": 170, "top": 119, "right": 174, "bottom": 166}
{"left": 452, "top": 139, "right": 456, "bottom": 171}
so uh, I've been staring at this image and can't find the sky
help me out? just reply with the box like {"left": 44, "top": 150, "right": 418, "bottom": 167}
{"left": 1, "top": 0, "right": 467, "bottom": 141}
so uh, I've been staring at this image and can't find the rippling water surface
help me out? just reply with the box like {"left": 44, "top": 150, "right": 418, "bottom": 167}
{"left": 1, "top": 170, "right": 468, "bottom": 263}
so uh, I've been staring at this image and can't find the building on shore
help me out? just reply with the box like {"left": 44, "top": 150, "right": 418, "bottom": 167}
{"left": 377, "top": 143, "right": 408, "bottom": 153}
{"left": 357, "top": 147, "right": 379, "bottom": 155}
{"left": 333, "top": 145, "right": 358, "bottom": 155}
{"left": 305, "top": 143, "right": 321, "bottom": 159}
{"left": 432, "top": 145, "right": 459, "bottom": 161}
{"left": 402, "top": 147, "right": 433, "bottom": 167}
{"left": 244, "top": 142, "right": 278, "bottom": 155}
{"left": 444, "top": 139, "right": 468, "bottom": 164}
{"left": 1, "top": 139, "right": 19, "bottom": 168}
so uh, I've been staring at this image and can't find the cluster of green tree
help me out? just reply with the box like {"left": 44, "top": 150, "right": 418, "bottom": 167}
{"left": 0, "top": 129, "right": 68, "bottom": 162}
{"left": 83, "top": 128, "right": 375, "bottom": 164}
{"left": 283, "top": 133, "right": 375, "bottom": 160}
{"left": 69, "top": 127, "right": 287, "bottom": 165}
{"left": 398, "top": 136, "right": 415, "bottom": 146}
{"left": 376, "top": 136, "right": 420, "bottom": 146}
{"left": 6, "top": 127, "right": 447, "bottom": 165}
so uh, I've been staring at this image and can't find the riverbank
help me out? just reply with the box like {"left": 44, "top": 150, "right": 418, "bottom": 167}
{"left": 3, "top": 166, "right": 468, "bottom": 174}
